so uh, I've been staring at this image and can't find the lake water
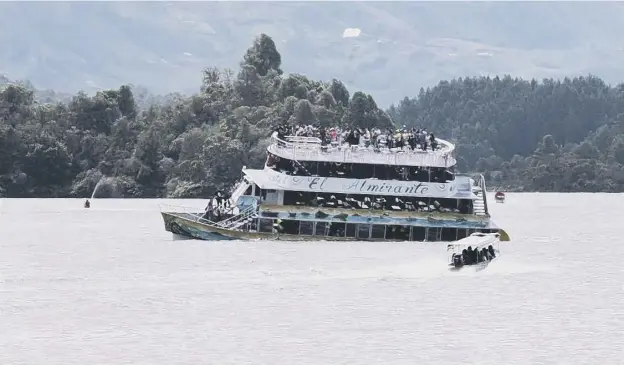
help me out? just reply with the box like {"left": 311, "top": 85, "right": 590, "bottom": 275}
{"left": 1, "top": 194, "right": 623, "bottom": 364}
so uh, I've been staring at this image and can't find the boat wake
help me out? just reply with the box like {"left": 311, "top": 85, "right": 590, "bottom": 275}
{"left": 325, "top": 256, "right": 553, "bottom": 282}
{"left": 474, "top": 257, "right": 554, "bottom": 276}
{"left": 147, "top": 255, "right": 553, "bottom": 293}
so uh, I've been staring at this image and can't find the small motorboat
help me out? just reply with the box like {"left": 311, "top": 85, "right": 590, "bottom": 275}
{"left": 447, "top": 232, "right": 501, "bottom": 271}
{"left": 494, "top": 191, "right": 505, "bottom": 203}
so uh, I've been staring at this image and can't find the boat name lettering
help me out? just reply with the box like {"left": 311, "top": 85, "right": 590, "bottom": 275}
{"left": 267, "top": 172, "right": 454, "bottom": 197}
{"left": 308, "top": 177, "right": 328, "bottom": 190}
{"left": 360, "top": 180, "right": 430, "bottom": 195}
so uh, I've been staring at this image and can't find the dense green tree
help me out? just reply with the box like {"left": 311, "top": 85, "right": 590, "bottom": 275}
{"left": 0, "top": 34, "right": 391, "bottom": 198}
{"left": 2, "top": 35, "right": 624, "bottom": 198}
{"left": 388, "top": 75, "right": 624, "bottom": 192}
{"left": 241, "top": 33, "right": 283, "bottom": 77}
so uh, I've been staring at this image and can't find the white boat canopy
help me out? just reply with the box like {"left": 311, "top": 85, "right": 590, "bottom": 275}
{"left": 447, "top": 232, "right": 500, "bottom": 250}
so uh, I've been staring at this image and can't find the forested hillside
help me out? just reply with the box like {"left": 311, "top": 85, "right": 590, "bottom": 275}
{"left": 1, "top": 34, "right": 623, "bottom": 198}
{"left": 388, "top": 76, "right": 624, "bottom": 192}
{"left": 3, "top": 2, "right": 624, "bottom": 106}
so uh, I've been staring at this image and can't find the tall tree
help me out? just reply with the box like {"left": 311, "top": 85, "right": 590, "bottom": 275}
{"left": 241, "top": 34, "right": 283, "bottom": 77}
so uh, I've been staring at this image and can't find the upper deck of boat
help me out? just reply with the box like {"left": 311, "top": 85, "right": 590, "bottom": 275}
{"left": 268, "top": 132, "right": 457, "bottom": 168}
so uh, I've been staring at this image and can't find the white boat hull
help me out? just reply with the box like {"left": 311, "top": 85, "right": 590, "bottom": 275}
{"left": 448, "top": 259, "right": 492, "bottom": 272}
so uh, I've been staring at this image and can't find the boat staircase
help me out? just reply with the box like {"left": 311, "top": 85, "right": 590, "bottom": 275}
{"left": 228, "top": 178, "right": 252, "bottom": 210}
{"left": 473, "top": 174, "right": 490, "bottom": 217}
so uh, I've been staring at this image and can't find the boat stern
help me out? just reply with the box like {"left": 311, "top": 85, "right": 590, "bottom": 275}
{"left": 159, "top": 205, "right": 262, "bottom": 241}
{"left": 497, "top": 228, "right": 511, "bottom": 242}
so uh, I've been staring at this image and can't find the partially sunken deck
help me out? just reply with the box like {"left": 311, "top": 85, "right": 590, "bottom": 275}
{"left": 259, "top": 204, "right": 498, "bottom": 230}
{"left": 268, "top": 132, "right": 457, "bottom": 168}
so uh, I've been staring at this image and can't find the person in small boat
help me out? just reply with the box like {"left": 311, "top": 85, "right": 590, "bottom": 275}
{"left": 481, "top": 247, "right": 490, "bottom": 261}
{"left": 471, "top": 246, "right": 479, "bottom": 264}
{"left": 488, "top": 245, "right": 496, "bottom": 258}
{"left": 465, "top": 247, "right": 474, "bottom": 265}
{"left": 461, "top": 249, "right": 468, "bottom": 265}
{"left": 482, "top": 248, "right": 490, "bottom": 261}
{"left": 452, "top": 253, "right": 463, "bottom": 267}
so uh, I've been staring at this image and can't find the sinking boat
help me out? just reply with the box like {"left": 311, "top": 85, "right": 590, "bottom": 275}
{"left": 160, "top": 131, "right": 511, "bottom": 242}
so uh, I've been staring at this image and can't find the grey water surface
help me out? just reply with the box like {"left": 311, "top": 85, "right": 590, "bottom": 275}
{"left": 0, "top": 194, "right": 623, "bottom": 364}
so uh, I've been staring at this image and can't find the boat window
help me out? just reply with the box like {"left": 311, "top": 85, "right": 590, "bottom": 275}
{"left": 263, "top": 190, "right": 279, "bottom": 204}
{"left": 426, "top": 227, "right": 441, "bottom": 242}
{"left": 258, "top": 219, "right": 273, "bottom": 233}
{"left": 398, "top": 226, "right": 410, "bottom": 241}
{"left": 385, "top": 225, "right": 410, "bottom": 241}
{"left": 441, "top": 228, "right": 458, "bottom": 241}
{"left": 283, "top": 190, "right": 316, "bottom": 206}
{"left": 299, "top": 221, "right": 313, "bottom": 235}
{"left": 457, "top": 229, "right": 468, "bottom": 240}
{"left": 458, "top": 199, "right": 472, "bottom": 214}
{"left": 410, "top": 226, "right": 426, "bottom": 241}
{"left": 357, "top": 224, "right": 371, "bottom": 239}
{"left": 314, "top": 222, "right": 328, "bottom": 236}
{"left": 277, "top": 219, "right": 299, "bottom": 235}
{"left": 328, "top": 222, "right": 346, "bottom": 237}
{"left": 345, "top": 223, "right": 357, "bottom": 238}
{"left": 371, "top": 225, "right": 386, "bottom": 239}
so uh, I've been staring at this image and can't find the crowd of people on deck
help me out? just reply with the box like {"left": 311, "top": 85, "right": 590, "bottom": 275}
{"left": 284, "top": 191, "right": 472, "bottom": 214}
{"left": 275, "top": 123, "right": 441, "bottom": 152}
{"left": 453, "top": 245, "right": 497, "bottom": 266}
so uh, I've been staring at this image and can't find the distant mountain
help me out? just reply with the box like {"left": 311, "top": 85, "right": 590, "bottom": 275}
{"left": 2, "top": 2, "right": 624, "bottom": 106}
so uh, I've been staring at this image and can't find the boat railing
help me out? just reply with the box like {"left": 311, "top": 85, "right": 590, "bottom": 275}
{"left": 229, "top": 179, "right": 251, "bottom": 206}
{"left": 269, "top": 132, "right": 457, "bottom": 167}
{"left": 285, "top": 135, "right": 322, "bottom": 145}
{"left": 159, "top": 203, "right": 203, "bottom": 214}
{"left": 160, "top": 203, "right": 258, "bottom": 230}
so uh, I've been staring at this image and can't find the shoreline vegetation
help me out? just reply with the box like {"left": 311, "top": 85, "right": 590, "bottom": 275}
{"left": 2, "top": 34, "right": 624, "bottom": 199}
